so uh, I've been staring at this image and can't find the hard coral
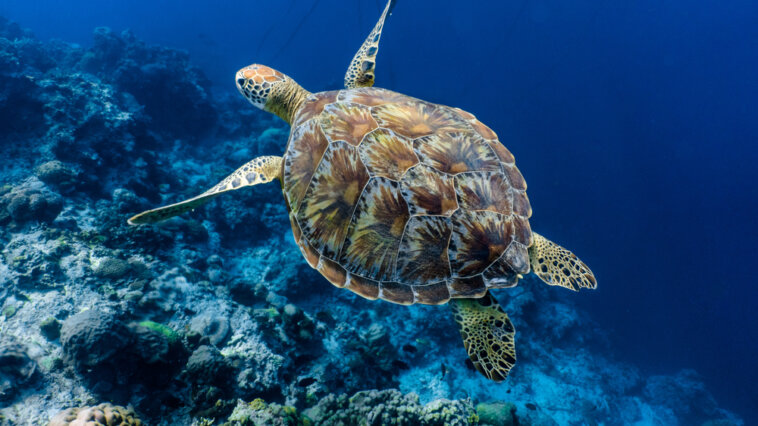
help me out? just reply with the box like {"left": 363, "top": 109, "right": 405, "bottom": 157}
{"left": 476, "top": 401, "right": 517, "bottom": 426}
{"left": 0, "top": 340, "right": 37, "bottom": 402}
{"left": 48, "top": 403, "right": 142, "bottom": 426}
{"left": 78, "top": 27, "right": 216, "bottom": 139}
{"left": 225, "top": 398, "right": 309, "bottom": 426}
{"left": 2, "top": 183, "right": 63, "bottom": 224}
{"left": 3, "top": 230, "right": 66, "bottom": 289}
{"left": 183, "top": 345, "right": 232, "bottom": 386}
{"left": 35, "top": 160, "right": 78, "bottom": 190}
{"left": 303, "top": 389, "right": 477, "bottom": 426}
{"left": 59, "top": 309, "right": 189, "bottom": 398}
{"left": 60, "top": 309, "right": 131, "bottom": 373}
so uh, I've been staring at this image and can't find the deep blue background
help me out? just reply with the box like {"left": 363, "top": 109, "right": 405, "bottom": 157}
{"left": 2, "top": 0, "right": 757, "bottom": 421}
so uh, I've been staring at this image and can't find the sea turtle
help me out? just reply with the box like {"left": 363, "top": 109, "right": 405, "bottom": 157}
{"left": 129, "top": 0, "right": 596, "bottom": 381}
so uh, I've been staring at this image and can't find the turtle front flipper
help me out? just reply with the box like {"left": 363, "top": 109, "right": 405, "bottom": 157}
{"left": 344, "top": 0, "right": 397, "bottom": 88}
{"left": 128, "top": 155, "right": 282, "bottom": 225}
{"left": 450, "top": 292, "right": 516, "bottom": 382}
{"left": 528, "top": 232, "right": 597, "bottom": 291}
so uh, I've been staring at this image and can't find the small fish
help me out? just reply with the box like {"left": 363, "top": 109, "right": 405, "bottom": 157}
{"left": 526, "top": 403, "right": 537, "bottom": 411}
{"left": 392, "top": 360, "right": 410, "bottom": 370}
{"left": 464, "top": 358, "right": 476, "bottom": 371}
{"left": 441, "top": 363, "right": 448, "bottom": 378}
{"left": 402, "top": 344, "right": 417, "bottom": 354}
{"left": 297, "top": 377, "right": 317, "bottom": 387}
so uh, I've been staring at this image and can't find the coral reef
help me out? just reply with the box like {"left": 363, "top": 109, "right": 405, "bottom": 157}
{"left": 302, "top": 389, "right": 477, "bottom": 425}
{"left": 49, "top": 403, "right": 143, "bottom": 426}
{"left": 476, "top": 401, "right": 516, "bottom": 426}
{"left": 0, "top": 16, "right": 745, "bottom": 426}
{"left": 79, "top": 27, "right": 216, "bottom": 139}
{"left": 0, "top": 340, "right": 37, "bottom": 403}
{"left": 226, "top": 399, "right": 308, "bottom": 426}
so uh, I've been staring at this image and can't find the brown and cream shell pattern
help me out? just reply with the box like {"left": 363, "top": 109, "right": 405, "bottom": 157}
{"left": 283, "top": 87, "right": 532, "bottom": 305}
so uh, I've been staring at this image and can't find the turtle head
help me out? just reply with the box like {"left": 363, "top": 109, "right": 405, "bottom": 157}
{"left": 236, "top": 64, "right": 310, "bottom": 124}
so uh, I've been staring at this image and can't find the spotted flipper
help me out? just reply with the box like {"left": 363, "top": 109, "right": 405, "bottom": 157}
{"left": 128, "top": 156, "right": 282, "bottom": 225}
{"left": 450, "top": 292, "right": 516, "bottom": 382}
{"left": 528, "top": 232, "right": 597, "bottom": 291}
{"left": 344, "top": 0, "right": 397, "bottom": 88}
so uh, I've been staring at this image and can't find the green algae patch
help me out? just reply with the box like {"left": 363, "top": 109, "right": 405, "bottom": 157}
{"left": 138, "top": 320, "right": 181, "bottom": 345}
{"left": 225, "top": 398, "right": 311, "bottom": 426}
{"left": 476, "top": 401, "right": 516, "bottom": 426}
{"left": 2, "top": 305, "right": 17, "bottom": 319}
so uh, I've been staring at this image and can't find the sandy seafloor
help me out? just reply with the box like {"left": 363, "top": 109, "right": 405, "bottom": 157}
{"left": 0, "top": 17, "right": 745, "bottom": 425}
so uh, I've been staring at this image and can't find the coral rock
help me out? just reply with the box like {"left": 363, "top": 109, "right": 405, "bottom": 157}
{"left": 35, "top": 160, "right": 78, "bottom": 189}
{"left": 3, "top": 185, "right": 63, "bottom": 223}
{"left": 183, "top": 345, "right": 232, "bottom": 386}
{"left": 39, "top": 317, "right": 62, "bottom": 341}
{"left": 60, "top": 309, "right": 131, "bottom": 372}
{"left": 0, "top": 340, "right": 37, "bottom": 402}
{"left": 303, "top": 389, "right": 477, "bottom": 426}
{"left": 48, "top": 403, "right": 143, "bottom": 426}
{"left": 92, "top": 257, "right": 131, "bottom": 280}
{"left": 476, "top": 401, "right": 517, "bottom": 426}
{"left": 226, "top": 398, "right": 308, "bottom": 426}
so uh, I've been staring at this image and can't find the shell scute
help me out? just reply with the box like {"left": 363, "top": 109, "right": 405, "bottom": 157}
{"left": 483, "top": 256, "right": 520, "bottom": 288}
{"left": 289, "top": 213, "right": 302, "bottom": 242}
{"left": 346, "top": 273, "right": 380, "bottom": 300}
{"left": 317, "top": 256, "right": 348, "bottom": 288}
{"left": 284, "top": 120, "right": 329, "bottom": 212}
{"left": 489, "top": 141, "right": 515, "bottom": 164}
{"left": 340, "top": 177, "right": 410, "bottom": 281}
{"left": 451, "top": 106, "right": 498, "bottom": 141}
{"left": 448, "top": 275, "right": 488, "bottom": 298}
{"left": 320, "top": 102, "right": 378, "bottom": 146}
{"left": 293, "top": 91, "right": 338, "bottom": 127}
{"left": 359, "top": 128, "right": 418, "bottom": 180}
{"left": 296, "top": 141, "right": 369, "bottom": 258}
{"left": 412, "top": 281, "right": 452, "bottom": 305}
{"left": 400, "top": 164, "right": 458, "bottom": 216}
{"left": 454, "top": 171, "right": 513, "bottom": 215}
{"left": 337, "top": 87, "right": 409, "bottom": 106}
{"left": 380, "top": 281, "right": 415, "bottom": 305}
{"left": 414, "top": 132, "right": 501, "bottom": 175}
{"left": 470, "top": 119, "right": 498, "bottom": 140}
{"left": 512, "top": 190, "right": 532, "bottom": 218}
{"left": 298, "top": 235, "right": 321, "bottom": 269}
{"left": 512, "top": 215, "right": 532, "bottom": 246}
{"left": 449, "top": 210, "right": 514, "bottom": 277}
{"left": 504, "top": 242, "right": 530, "bottom": 274}
{"left": 502, "top": 163, "right": 527, "bottom": 191}
{"left": 395, "top": 215, "right": 452, "bottom": 284}
{"left": 372, "top": 101, "right": 468, "bottom": 139}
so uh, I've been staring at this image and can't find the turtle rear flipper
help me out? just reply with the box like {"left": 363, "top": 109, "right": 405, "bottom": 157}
{"left": 450, "top": 292, "right": 516, "bottom": 382}
{"left": 529, "top": 232, "right": 597, "bottom": 291}
{"left": 344, "top": 0, "right": 397, "bottom": 88}
{"left": 128, "top": 155, "right": 282, "bottom": 225}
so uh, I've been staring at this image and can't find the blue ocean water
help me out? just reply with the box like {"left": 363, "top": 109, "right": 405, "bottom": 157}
{"left": 0, "top": 0, "right": 756, "bottom": 424}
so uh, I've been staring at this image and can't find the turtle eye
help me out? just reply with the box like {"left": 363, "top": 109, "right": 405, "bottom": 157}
{"left": 236, "top": 78, "right": 246, "bottom": 88}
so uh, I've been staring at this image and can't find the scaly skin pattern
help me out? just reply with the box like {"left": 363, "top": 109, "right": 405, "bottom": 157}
{"left": 128, "top": 156, "right": 283, "bottom": 225}
{"left": 529, "top": 232, "right": 597, "bottom": 291}
{"left": 236, "top": 64, "right": 310, "bottom": 124}
{"left": 344, "top": 0, "right": 397, "bottom": 88}
{"left": 450, "top": 292, "right": 516, "bottom": 382}
{"left": 283, "top": 87, "right": 532, "bottom": 306}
